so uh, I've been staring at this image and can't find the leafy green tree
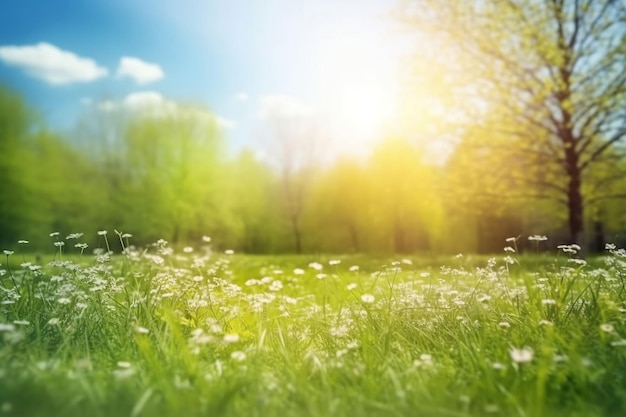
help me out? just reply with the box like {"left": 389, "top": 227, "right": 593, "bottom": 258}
{"left": 222, "top": 150, "right": 285, "bottom": 252}
{"left": 305, "top": 158, "right": 371, "bottom": 252}
{"left": 403, "top": 0, "right": 626, "bottom": 245}
{"left": 120, "top": 106, "right": 225, "bottom": 244}
{"left": 367, "top": 137, "right": 443, "bottom": 253}
{"left": 443, "top": 131, "right": 562, "bottom": 253}
{"left": 261, "top": 101, "right": 323, "bottom": 253}
{"left": 0, "top": 86, "right": 46, "bottom": 246}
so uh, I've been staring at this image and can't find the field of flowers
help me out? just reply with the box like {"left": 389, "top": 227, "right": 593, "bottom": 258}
{"left": 1, "top": 232, "right": 626, "bottom": 417}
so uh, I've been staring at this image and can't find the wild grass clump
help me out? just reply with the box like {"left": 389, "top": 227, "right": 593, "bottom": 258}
{"left": 1, "top": 233, "right": 626, "bottom": 417}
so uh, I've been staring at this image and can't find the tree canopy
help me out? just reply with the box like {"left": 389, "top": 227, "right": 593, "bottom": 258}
{"left": 402, "top": 0, "right": 626, "bottom": 245}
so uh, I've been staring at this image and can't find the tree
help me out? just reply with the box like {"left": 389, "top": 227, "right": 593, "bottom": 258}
{"left": 73, "top": 100, "right": 226, "bottom": 246}
{"left": 121, "top": 105, "right": 225, "bottom": 244}
{"left": 443, "top": 131, "right": 563, "bottom": 253}
{"left": 0, "top": 86, "right": 34, "bottom": 246}
{"left": 259, "top": 96, "right": 324, "bottom": 253}
{"left": 223, "top": 150, "right": 284, "bottom": 253}
{"left": 403, "top": 0, "right": 626, "bottom": 245}
{"left": 306, "top": 158, "right": 371, "bottom": 252}
{"left": 368, "top": 137, "right": 442, "bottom": 253}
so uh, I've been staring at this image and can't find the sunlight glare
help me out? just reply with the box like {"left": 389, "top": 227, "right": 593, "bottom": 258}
{"left": 311, "top": 18, "right": 403, "bottom": 153}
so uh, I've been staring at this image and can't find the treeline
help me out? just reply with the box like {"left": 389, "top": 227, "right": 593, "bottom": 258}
{"left": 1, "top": 87, "right": 625, "bottom": 254}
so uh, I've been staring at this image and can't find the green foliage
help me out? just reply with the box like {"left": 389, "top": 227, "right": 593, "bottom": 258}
{"left": 401, "top": 0, "right": 626, "bottom": 245}
{"left": 1, "top": 83, "right": 625, "bottom": 254}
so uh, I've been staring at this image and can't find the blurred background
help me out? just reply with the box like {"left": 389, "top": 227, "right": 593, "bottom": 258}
{"left": 1, "top": 0, "right": 625, "bottom": 253}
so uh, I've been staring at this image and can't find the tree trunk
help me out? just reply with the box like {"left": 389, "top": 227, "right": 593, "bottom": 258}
{"left": 290, "top": 213, "right": 302, "bottom": 254}
{"left": 393, "top": 219, "right": 406, "bottom": 253}
{"left": 556, "top": 12, "right": 584, "bottom": 247}
{"left": 567, "top": 170, "right": 584, "bottom": 246}
{"left": 562, "top": 112, "right": 583, "bottom": 245}
{"left": 348, "top": 223, "right": 360, "bottom": 252}
{"left": 591, "top": 219, "right": 605, "bottom": 254}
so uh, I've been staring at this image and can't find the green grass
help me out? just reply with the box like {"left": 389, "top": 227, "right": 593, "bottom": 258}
{"left": 1, "top": 237, "right": 626, "bottom": 417}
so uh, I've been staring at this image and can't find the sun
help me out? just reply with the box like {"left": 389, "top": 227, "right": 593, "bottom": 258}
{"left": 331, "top": 81, "right": 396, "bottom": 140}
{"left": 310, "top": 19, "right": 404, "bottom": 151}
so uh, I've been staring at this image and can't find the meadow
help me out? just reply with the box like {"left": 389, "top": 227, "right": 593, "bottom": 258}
{"left": 1, "top": 232, "right": 626, "bottom": 417}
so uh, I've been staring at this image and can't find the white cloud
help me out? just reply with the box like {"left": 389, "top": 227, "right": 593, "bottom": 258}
{"left": 123, "top": 91, "right": 171, "bottom": 111}
{"left": 93, "top": 91, "right": 235, "bottom": 129}
{"left": 116, "top": 57, "right": 164, "bottom": 85}
{"left": 91, "top": 92, "right": 171, "bottom": 114}
{"left": 0, "top": 42, "right": 108, "bottom": 85}
{"left": 258, "top": 95, "right": 312, "bottom": 121}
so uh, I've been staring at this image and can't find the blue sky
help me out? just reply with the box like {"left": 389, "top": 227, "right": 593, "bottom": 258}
{"left": 0, "top": 0, "right": 412, "bottom": 155}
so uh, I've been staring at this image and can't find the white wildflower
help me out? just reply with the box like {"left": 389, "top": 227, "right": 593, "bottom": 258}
{"left": 223, "top": 334, "right": 239, "bottom": 343}
{"left": 509, "top": 347, "right": 534, "bottom": 363}
{"left": 361, "top": 294, "right": 375, "bottom": 303}
{"left": 0, "top": 324, "right": 15, "bottom": 332}
{"left": 113, "top": 368, "right": 135, "bottom": 380}
{"left": 503, "top": 256, "right": 516, "bottom": 265}
{"left": 308, "top": 262, "right": 323, "bottom": 271}
{"left": 269, "top": 280, "right": 283, "bottom": 291}
{"left": 600, "top": 323, "right": 615, "bottom": 333}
